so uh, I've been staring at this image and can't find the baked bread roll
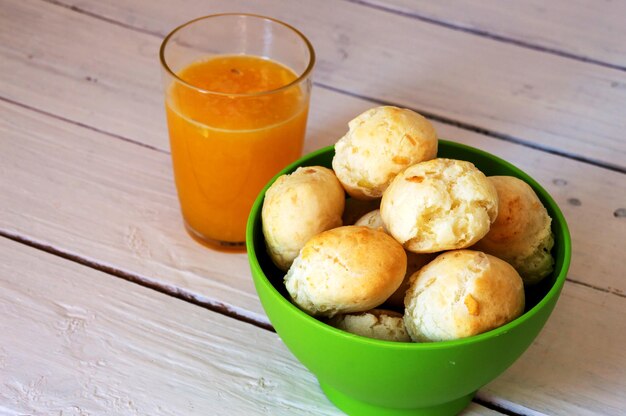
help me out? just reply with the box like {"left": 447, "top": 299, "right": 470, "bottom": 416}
{"left": 328, "top": 309, "right": 411, "bottom": 342}
{"left": 404, "top": 250, "right": 525, "bottom": 342}
{"left": 284, "top": 226, "right": 407, "bottom": 317}
{"left": 332, "top": 106, "right": 438, "bottom": 200}
{"left": 381, "top": 158, "right": 498, "bottom": 253}
{"left": 262, "top": 166, "right": 345, "bottom": 271}
{"left": 354, "top": 209, "right": 434, "bottom": 309}
{"left": 473, "top": 176, "right": 554, "bottom": 285}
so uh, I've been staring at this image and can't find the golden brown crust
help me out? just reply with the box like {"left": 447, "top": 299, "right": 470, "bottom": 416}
{"left": 332, "top": 106, "right": 438, "bottom": 200}
{"left": 262, "top": 166, "right": 345, "bottom": 271}
{"left": 473, "top": 176, "right": 554, "bottom": 284}
{"left": 381, "top": 158, "right": 498, "bottom": 253}
{"left": 404, "top": 250, "right": 525, "bottom": 342}
{"left": 351, "top": 209, "right": 436, "bottom": 310}
{"left": 284, "top": 226, "right": 407, "bottom": 317}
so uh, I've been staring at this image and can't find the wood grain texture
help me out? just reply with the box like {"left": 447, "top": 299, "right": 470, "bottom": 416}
{"left": 1, "top": 0, "right": 624, "bottom": 297}
{"left": 0, "top": 0, "right": 166, "bottom": 151}
{"left": 0, "top": 1, "right": 624, "bottom": 413}
{"left": 1, "top": 237, "right": 624, "bottom": 415}
{"left": 0, "top": 238, "right": 500, "bottom": 416}
{"left": 1, "top": 100, "right": 624, "bottom": 416}
{"left": 0, "top": 239, "right": 328, "bottom": 415}
{"left": 1, "top": 89, "right": 625, "bottom": 415}
{"left": 480, "top": 282, "right": 626, "bottom": 416}
{"left": 2, "top": 77, "right": 624, "bottom": 302}
{"left": 363, "top": 0, "right": 626, "bottom": 69}
{"left": 0, "top": 99, "right": 266, "bottom": 321}
{"left": 38, "top": 0, "right": 626, "bottom": 170}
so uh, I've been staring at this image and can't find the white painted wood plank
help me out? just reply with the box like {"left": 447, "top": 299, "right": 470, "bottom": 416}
{"left": 1, "top": 0, "right": 624, "bottom": 296}
{"left": 0, "top": 238, "right": 498, "bottom": 416}
{"left": 1, "top": 85, "right": 624, "bottom": 304}
{"left": 38, "top": 0, "right": 626, "bottom": 169}
{"left": 368, "top": 0, "right": 626, "bottom": 69}
{"left": 0, "top": 99, "right": 265, "bottom": 320}
{"left": 0, "top": 0, "right": 350, "bottom": 154}
{"left": 480, "top": 282, "right": 626, "bottom": 416}
{"left": 0, "top": 0, "right": 166, "bottom": 151}
{"left": 0, "top": 239, "right": 320, "bottom": 415}
{"left": 1, "top": 238, "right": 624, "bottom": 415}
{"left": 1, "top": 94, "right": 625, "bottom": 413}
{"left": 0, "top": 0, "right": 622, "bottom": 414}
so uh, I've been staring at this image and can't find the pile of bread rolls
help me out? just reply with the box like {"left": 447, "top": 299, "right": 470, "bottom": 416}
{"left": 262, "top": 106, "right": 555, "bottom": 343}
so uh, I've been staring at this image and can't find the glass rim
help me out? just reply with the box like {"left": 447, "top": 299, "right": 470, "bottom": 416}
{"left": 159, "top": 13, "right": 316, "bottom": 98}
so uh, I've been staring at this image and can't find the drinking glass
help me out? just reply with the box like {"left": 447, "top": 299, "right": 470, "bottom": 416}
{"left": 160, "top": 14, "right": 315, "bottom": 250}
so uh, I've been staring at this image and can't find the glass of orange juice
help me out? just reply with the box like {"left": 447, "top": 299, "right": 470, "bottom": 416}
{"left": 160, "top": 14, "right": 315, "bottom": 251}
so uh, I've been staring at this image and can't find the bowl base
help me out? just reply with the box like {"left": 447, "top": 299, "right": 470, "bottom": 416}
{"left": 320, "top": 382, "right": 474, "bottom": 416}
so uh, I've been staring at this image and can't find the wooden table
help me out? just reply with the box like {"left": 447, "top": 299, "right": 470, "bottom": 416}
{"left": 1, "top": 1, "right": 625, "bottom": 414}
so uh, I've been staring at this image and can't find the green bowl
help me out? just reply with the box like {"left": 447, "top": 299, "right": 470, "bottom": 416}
{"left": 246, "top": 141, "right": 571, "bottom": 416}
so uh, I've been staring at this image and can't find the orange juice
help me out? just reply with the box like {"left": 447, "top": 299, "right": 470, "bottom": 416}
{"left": 166, "top": 55, "right": 308, "bottom": 247}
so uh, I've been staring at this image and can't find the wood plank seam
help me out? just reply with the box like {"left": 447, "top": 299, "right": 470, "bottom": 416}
{"left": 475, "top": 392, "right": 548, "bottom": 416}
{"left": 2, "top": 75, "right": 624, "bottom": 300}
{"left": 36, "top": 0, "right": 626, "bottom": 175}
{"left": 345, "top": 0, "right": 626, "bottom": 73}
{"left": 0, "top": 238, "right": 506, "bottom": 416}
{"left": 4, "top": 203, "right": 623, "bottom": 308}
{"left": 0, "top": 96, "right": 168, "bottom": 155}
{"left": 0, "top": 231, "right": 274, "bottom": 331}
{"left": 565, "top": 278, "right": 625, "bottom": 299}
{"left": 473, "top": 396, "right": 527, "bottom": 416}
{"left": 3, "top": 74, "right": 623, "bottom": 176}
{"left": 316, "top": 82, "right": 626, "bottom": 175}
{"left": 1, "top": 2, "right": 623, "bottom": 414}
{"left": 0, "top": 232, "right": 520, "bottom": 416}
{"left": 44, "top": 0, "right": 162, "bottom": 38}
{"left": 1, "top": 95, "right": 620, "bottom": 415}
{"left": 2, "top": 176, "right": 625, "bottom": 307}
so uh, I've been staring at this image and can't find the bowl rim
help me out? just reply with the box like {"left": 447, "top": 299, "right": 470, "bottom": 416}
{"left": 246, "top": 140, "right": 572, "bottom": 349}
